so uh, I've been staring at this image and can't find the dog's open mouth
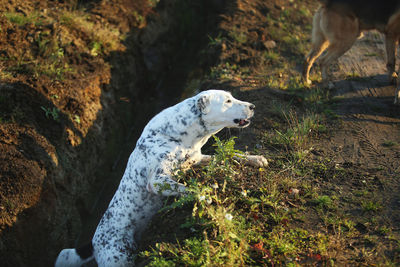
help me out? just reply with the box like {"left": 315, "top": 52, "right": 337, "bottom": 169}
{"left": 234, "top": 118, "right": 250, "bottom": 127}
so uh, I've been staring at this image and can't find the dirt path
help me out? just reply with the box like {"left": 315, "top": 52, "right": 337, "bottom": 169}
{"left": 320, "top": 31, "right": 400, "bottom": 228}
{"left": 327, "top": 31, "right": 400, "bottom": 171}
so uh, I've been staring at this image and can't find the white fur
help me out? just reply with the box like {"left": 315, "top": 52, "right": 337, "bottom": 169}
{"left": 55, "top": 249, "right": 93, "bottom": 267}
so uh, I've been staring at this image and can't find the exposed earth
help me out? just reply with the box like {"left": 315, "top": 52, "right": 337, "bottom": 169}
{"left": 0, "top": 0, "right": 399, "bottom": 266}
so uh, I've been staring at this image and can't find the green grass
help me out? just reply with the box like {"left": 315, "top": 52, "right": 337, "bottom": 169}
{"left": 139, "top": 137, "right": 335, "bottom": 266}
{"left": 271, "top": 110, "right": 323, "bottom": 151}
{"left": 4, "top": 12, "right": 45, "bottom": 26}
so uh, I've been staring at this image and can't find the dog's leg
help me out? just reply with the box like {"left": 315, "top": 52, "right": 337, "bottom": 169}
{"left": 234, "top": 154, "right": 269, "bottom": 167}
{"left": 303, "top": 8, "right": 329, "bottom": 85}
{"left": 385, "top": 35, "right": 398, "bottom": 84}
{"left": 195, "top": 154, "right": 268, "bottom": 168}
{"left": 395, "top": 65, "right": 400, "bottom": 104}
{"left": 387, "top": 12, "right": 400, "bottom": 87}
{"left": 147, "top": 172, "right": 186, "bottom": 197}
{"left": 319, "top": 41, "right": 357, "bottom": 83}
{"left": 317, "top": 10, "right": 359, "bottom": 85}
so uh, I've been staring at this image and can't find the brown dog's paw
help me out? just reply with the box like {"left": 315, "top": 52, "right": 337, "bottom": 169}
{"left": 389, "top": 72, "right": 398, "bottom": 85}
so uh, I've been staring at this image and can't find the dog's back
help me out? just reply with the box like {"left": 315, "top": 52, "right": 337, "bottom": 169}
{"left": 322, "top": 0, "right": 400, "bottom": 24}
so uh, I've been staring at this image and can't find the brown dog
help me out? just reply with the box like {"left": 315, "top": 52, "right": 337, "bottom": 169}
{"left": 302, "top": 0, "right": 400, "bottom": 104}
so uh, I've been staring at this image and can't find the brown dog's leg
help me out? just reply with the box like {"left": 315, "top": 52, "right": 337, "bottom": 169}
{"left": 385, "top": 35, "right": 398, "bottom": 84}
{"left": 396, "top": 58, "right": 400, "bottom": 104}
{"left": 303, "top": 8, "right": 329, "bottom": 84}
{"left": 386, "top": 12, "right": 400, "bottom": 103}
{"left": 318, "top": 10, "right": 359, "bottom": 83}
{"left": 386, "top": 12, "right": 400, "bottom": 86}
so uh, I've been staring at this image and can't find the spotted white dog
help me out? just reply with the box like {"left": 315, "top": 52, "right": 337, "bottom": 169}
{"left": 55, "top": 90, "right": 268, "bottom": 267}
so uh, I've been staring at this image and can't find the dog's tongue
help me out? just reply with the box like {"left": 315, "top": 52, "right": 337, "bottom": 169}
{"left": 239, "top": 119, "right": 247, "bottom": 126}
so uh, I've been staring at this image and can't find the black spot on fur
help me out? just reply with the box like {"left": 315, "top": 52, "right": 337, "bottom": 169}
{"left": 169, "top": 137, "right": 181, "bottom": 143}
{"left": 190, "top": 101, "right": 200, "bottom": 115}
{"left": 199, "top": 115, "right": 208, "bottom": 133}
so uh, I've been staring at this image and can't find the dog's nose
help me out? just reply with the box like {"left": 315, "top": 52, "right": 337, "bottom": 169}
{"left": 249, "top": 104, "right": 255, "bottom": 110}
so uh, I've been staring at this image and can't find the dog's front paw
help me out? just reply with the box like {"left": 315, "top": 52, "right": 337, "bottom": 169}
{"left": 255, "top": 155, "right": 269, "bottom": 167}
{"left": 246, "top": 155, "right": 269, "bottom": 168}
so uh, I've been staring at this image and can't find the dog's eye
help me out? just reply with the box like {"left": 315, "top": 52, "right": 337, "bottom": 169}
{"left": 226, "top": 99, "right": 232, "bottom": 103}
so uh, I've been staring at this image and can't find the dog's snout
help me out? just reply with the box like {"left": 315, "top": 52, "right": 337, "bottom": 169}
{"left": 249, "top": 104, "right": 255, "bottom": 110}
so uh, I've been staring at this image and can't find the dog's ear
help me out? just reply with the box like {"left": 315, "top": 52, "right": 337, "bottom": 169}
{"left": 197, "top": 95, "right": 211, "bottom": 114}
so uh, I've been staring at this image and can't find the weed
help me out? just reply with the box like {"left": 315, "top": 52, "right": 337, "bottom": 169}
{"left": 5, "top": 12, "right": 44, "bottom": 26}
{"left": 41, "top": 106, "right": 60, "bottom": 121}
{"left": 229, "top": 27, "right": 247, "bottom": 44}
{"left": 272, "top": 110, "right": 322, "bottom": 150}
{"left": 378, "top": 226, "right": 390, "bottom": 235}
{"left": 132, "top": 11, "right": 146, "bottom": 28}
{"left": 73, "top": 115, "right": 81, "bottom": 124}
{"left": 361, "top": 200, "right": 382, "bottom": 212}
{"left": 382, "top": 140, "right": 398, "bottom": 147}
{"left": 0, "top": 70, "right": 13, "bottom": 80}
{"left": 314, "top": 195, "right": 333, "bottom": 210}
{"left": 263, "top": 50, "right": 280, "bottom": 64}
{"left": 208, "top": 33, "right": 225, "bottom": 47}
{"left": 90, "top": 42, "right": 102, "bottom": 57}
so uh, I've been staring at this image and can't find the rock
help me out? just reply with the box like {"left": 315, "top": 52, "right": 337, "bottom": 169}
{"left": 263, "top": 40, "right": 276, "bottom": 49}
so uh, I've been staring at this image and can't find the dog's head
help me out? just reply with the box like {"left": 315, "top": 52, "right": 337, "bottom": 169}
{"left": 196, "top": 90, "right": 255, "bottom": 130}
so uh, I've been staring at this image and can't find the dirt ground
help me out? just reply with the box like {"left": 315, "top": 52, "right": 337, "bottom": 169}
{"left": 0, "top": 0, "right": 399, "bottom": 266}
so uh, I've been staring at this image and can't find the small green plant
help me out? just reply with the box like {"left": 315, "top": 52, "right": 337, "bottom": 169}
{"left": 229, "top": 26, "right": 247, "bottom": 44}
{"left": 207, "top": 136, "right": 242, "bottom": 178}
{"left": 314, "top": 195, "right": 333, "bottom": 210}
{"left": 263, "top": 50, "right": 280, "bottom": 64}
{"left": 208, "top": 33, "right": 225, "bottom": 46}
{"left": 41, "top": 106, "right": 60, "bottom": 121}
{"left": 272, "top": 110, "right": 322, "bottom": 150}
{"left": 90, "top": 42, "right": 102, "bottom": 56}
{"left": 132, "top": 11, "right": 145, "bottom": 27}
{"left": 361, "top": 200, "right": 382, "bottom": 212}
